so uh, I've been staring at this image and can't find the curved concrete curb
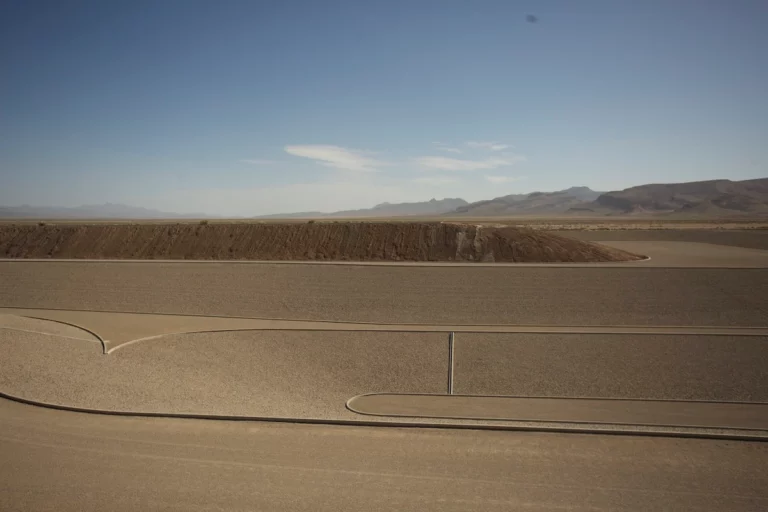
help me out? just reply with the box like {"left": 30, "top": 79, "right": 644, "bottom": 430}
{"left": 1, "top": 389, "right": 766, "bottom": 442}
{"left": 0, "top": 326, "right": 100, "bottom": 345}
{"left": 19, "top": 315, "right": 107, "bottom": 354}
{"left": 346, "top": 392, "right": 768, "bottom": 431}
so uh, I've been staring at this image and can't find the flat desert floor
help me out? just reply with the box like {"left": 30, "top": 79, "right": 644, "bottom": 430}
{"left": 1, "top": 227, "right": 767, "bottom": 511}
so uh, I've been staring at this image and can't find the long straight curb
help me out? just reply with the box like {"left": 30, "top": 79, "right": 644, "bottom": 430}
{"left": 0, "top": 257, "right": 654, "bottom": 267}
{"left": 4, "top": 307, "right": 767, "bottom": 334}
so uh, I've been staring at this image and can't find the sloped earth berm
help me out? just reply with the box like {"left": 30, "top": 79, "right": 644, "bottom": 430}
{"left": 0, "top": 222, "right": 643, "bottom": 262}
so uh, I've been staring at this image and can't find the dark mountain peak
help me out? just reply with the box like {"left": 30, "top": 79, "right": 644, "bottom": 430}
{"left": 451, "top": 186, "right": 602, "bottom": 216}
{"left": 575, "top": 177, "right": 768, "bottom": 215}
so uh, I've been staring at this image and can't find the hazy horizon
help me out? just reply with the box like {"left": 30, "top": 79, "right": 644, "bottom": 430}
{"left": 3, "top": 184, "right": 600, "bottom": 216}
{"left": 2, "top": 1, "right": 766, "bottom": 216}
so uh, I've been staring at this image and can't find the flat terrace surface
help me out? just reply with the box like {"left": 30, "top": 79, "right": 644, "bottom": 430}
{"left": 555, "top": 228, "right": 768, "bottom": 250}
{"left": 3, "top": 398, "right": 767, "bottom": 512}
{"left": 2, "top": 256, "right": 766, "bottom": 327}
{"left": 2, "top": 318, "right": 766, "bottom": 434}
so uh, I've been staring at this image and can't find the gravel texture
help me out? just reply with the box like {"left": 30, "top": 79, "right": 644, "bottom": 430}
{"left": 4, "top": 397, "right": 767, "bottom": 512}
{"left": 0, "top": 329, "right": 448, "bottom": 419}
{"left": 453, "top": 333, "right": 768, "bottom": 401}
{"left": 556, "top": 228, "right": 768, "bottom": 250}
{"left": 2, "top": 262, "right": 766, "bottom": 326}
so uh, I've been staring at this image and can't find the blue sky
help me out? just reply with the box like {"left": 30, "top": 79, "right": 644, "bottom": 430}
{"left": 1, "top": 0, "right": 766, "bottom": 215}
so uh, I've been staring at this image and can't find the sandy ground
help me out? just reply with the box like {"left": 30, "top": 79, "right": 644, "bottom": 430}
{"left": 599, "top": 241, "right": 768, "bottom": 267}
{"left": 1, "top": 312, "right": 766, "bottom": 436}
{"left": 0, "top": 329, "right": 448, "bottom": 420}
{"left": 3, "top": 399, "right": 767, "bottom": 512}
{"left": 558, "top": 228, "right": 768, "bottom": 250}
{"left": 3, "top": 309, "right": 766, "bottom": 351}
{"left": 2, "top": 260, "right": 766, "bottom": 326}
{"left": 452, "top": 333, "right": 768, "bottom": 401}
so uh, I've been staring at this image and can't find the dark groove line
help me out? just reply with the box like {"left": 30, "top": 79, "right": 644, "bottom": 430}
{"left": 1, "top": 391, "right": 765, "bottom": 442}
{"left": 19, "top": 315, "right": 107, "bottom": 354}
{"left": 2, "top": 306, "right": 765, "bottom": 333}
{"left": 345, "top": 393, "right": 768, "bottom": 431}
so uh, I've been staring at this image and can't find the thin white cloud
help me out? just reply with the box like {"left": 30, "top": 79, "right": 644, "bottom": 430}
{"left": 415, "top": 154, "right": 524, "bottom": 172}
{"left": 284, "top": 145, "right": 385, "bottom": 172}
{"left": 466, "top": 141, "right": 510, "bottom": 151}
{"left": 412, "top": 176, "right": 460, "bottom": 185}
{"left": 432, "top": 142, "right": 462, "bottom": 154}
{"left": 240, "top": 159, "right": 279, "bottom": 165}
{"left": 485, "top": 175, "right": 525, "bottom": 184}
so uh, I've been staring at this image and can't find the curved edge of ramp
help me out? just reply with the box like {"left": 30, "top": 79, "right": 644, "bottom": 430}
{"left": 0, "top": 314, "right": 104, "bottom": 346}
{"left": 346, "top": 393, "right": 768, "bottom": 431}
{"left": 2, "top": 327, "right": 767, "bottom": 442}
{"left": 2, "top": 390, "right": 767, "bottom": 442}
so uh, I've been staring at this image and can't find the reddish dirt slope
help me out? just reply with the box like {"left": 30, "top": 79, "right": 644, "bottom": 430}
{"left": 0, "top": 222, "right": 642, "bottom": 262}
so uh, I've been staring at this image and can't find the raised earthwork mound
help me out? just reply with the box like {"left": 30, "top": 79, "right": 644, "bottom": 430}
{"left": 0, "top": 222, "right": 644, "bottom": 262}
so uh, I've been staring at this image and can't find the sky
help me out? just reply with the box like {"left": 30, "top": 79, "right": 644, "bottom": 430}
{"left": 1, "top": 0, "right": 767, "bottom": 216}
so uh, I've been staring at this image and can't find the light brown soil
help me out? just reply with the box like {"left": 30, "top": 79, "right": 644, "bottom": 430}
{"left": 0, "top": 222, "right": 642, "bottom": 262}
{"left": 554, "top": 229, "right": 768, "bottom": 251}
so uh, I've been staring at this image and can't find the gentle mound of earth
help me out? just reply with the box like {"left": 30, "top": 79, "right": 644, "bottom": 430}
{"left": 0, "top": 222, "right": 643, "bottom": 262}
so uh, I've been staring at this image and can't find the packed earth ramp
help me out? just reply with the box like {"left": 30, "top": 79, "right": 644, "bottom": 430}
{"left": 0, "top": 222, "right": 642, "bottom": 262}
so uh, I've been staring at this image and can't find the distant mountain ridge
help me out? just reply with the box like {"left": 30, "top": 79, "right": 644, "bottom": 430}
{"left": 450, "top": 186, "right": 603, "bottom": 216}
{"left": 3, "top": 178, "right": 766, "bottom": 219}
{"left": 256, "top": 198, "right": 468, "bottom": 219}
{"left": 570, "top": 178, "right": 768, "bottom": 215}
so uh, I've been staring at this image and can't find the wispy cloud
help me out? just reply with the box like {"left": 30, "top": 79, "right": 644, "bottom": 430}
{"left": 284, "top": 145, "right": 385, "bottom": 172}
{"left": 412, "top": 176, "right": 460, "bottom": 185}
{"left": 240, "top": 159, "right": 279, "bottom": 165}
{"left": 415, "top": 154, "right": 524, "bottom": 172}
{"left": 485, "top": 175, "right": 525, "bottom": 184}
{"left": 466, "top": 141, "right": 510, "bottom": 151}
{"left": 432, "top": 142, "right": 462, "bottom": 154}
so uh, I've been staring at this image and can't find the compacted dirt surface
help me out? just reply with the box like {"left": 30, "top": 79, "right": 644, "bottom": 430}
{"left": 0, "top": 222, "right": 642, "bottom": 262}
{"left": 556, "top": 228, "right": 768, "bottom": 251}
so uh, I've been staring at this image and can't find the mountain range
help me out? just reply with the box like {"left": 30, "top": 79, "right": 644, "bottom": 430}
{"left": 452, "top": 186, "right": 602, "bottom": 216}
{"left": 256, "top": 198, "right": 468, "bottom": 219}
{"left": 572, "top": 178, "right": 768, "bottom": 215}
{"left": 1, "top": 178, "right": 766, "bottom": 219}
